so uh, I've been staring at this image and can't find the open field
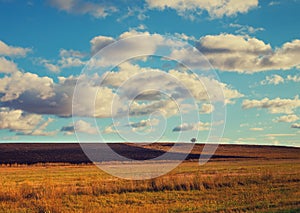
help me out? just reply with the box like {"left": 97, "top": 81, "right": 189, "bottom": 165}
{"left": 0, "top": 144, "right": 299, "bottom": 212}
{"left": 0, "top": 143, "right": 299, "bottom": 164}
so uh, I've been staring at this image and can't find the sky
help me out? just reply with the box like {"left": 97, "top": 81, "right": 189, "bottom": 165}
{"left": 0, "top": 0, "right": 299, "bottom": 147}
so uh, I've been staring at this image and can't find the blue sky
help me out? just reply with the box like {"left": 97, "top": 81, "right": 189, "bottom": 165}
{"left": 0, "top": 0, "right": 299, "bottom": 146}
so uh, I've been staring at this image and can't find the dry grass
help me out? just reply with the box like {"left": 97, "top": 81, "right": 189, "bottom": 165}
{"left": 0, "top": 159, "right": 300, "bottom": 212}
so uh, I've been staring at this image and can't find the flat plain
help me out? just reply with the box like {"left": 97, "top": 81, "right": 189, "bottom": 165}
{"left": 0, "top": 143, "right": 299, "bottom": 212}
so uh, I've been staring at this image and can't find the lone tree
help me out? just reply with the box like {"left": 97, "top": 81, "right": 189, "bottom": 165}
{"left": 190, "top": 138, "right": 197, "bottom": 143}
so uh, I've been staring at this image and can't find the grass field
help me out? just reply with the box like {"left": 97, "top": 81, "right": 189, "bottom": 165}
{"left": 0, "top": 144, "right": 299, "bottom": 212}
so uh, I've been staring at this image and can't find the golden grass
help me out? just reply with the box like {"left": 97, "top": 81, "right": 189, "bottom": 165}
{"left": 0, "top": 159, "right": 299, "bottom": 212}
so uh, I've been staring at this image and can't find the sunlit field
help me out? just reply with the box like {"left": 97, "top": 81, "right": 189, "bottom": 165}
{"left": 0, "top": 144, "right": 299, "bottom": 212}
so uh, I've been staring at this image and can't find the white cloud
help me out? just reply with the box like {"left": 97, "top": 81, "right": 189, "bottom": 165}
{"left": 287, "top": 75, "right": 300, "bottom": 82}
{"left": 172, "top": 121, "right": 210, "bottom": 132}
{"left": 100, "top": 61, "right": 149, "bottom": 87}
{"left": 129, "top": 99, "right": 180, "bottom": 117}
{"left": 260, "top": 74, "right": 284, "bottom": 85}
{"left": 89, "top": 30, "right": 166, "bottom": 66}
{"left": 169, "top": 69, "right": 243, "bottom": 103}
{"left": 0, "top": 108, "right": 42, "bottom": 133}
{"left": 90, "top": 35, "right": 115, "bottom": 55}
{"left": 117, "top": 7, "right": 149, "bottom": 22}
{"left": 129, "top": 24, "right": 147, "bottom": 31}
{"left": 229, "top": 23, "right": 264, "bottom": 34}
{"left": 257, "top": 74, "right": 300, "bottom": 86}
{"left": 174, "top": 33, "right": 196, "bottom": 41}
{"left": 0, "top": 57, "right": 19, "bottom": 73}
{"left": 65, "top": 75, "right": 121, "bottom": 118}
{"left": 98, "top": 62, "right": 241, "bottom": 118}
{"left": 39, "top": 59, "right": 61, "bottom": 72}
{"left": 49, "top": 0, "right": 117, "bottom": 18}
{"left": 74, "top": 120, "right": 98, "bottom": 134}
{"left": 0, "top": 71, "right": 120, "bottom": 118}
{"left": 199, "top": 103, "right": 214, "bottom": 114}
{"left": 242, "top": 96, "right": 300, "bottom": 114}
{"left": 0, "top": 40, "right": 31, "bottom": 57}
{"left": 0, "top": 108, "right": 53, "bottom": 135}
{"left": 38, "top": 49, "right": 86, "bottom": 72}
{"left": 0, "top": 73, "right": 73, "bottom": 116}
{"left": 83, "top": 60, "right": 241, "bottom": 118}
{"left": 0, "top": 71, "right": 55, "bottom": 102}
{"left": 146, "top": 0, "right": 258, "bottom": 19}
{"left": 0, "top": 32, "right": 242, "bottom": 120}
{"left": 58, "top": 49, "right": 86, "bottom": 68}
{"left": 273, "top": 114, "right": 299, "bottom": 123}
{"left": 59, "top": 56, "right": 85, "bottom": 68}
{"left": 192, "top": 34, "right": 300, "bottom": 73}
{"left": 249, "top": 127, "right": 264, "bottom": 131}
{"left": 291, "top": 123, "right": 300, "bottom": 129}
{"left": 59, "top": 49, "right": 85, "bottom": 58}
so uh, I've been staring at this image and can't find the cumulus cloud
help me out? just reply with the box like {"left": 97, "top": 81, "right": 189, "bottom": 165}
{"left": 189, "top": 34, "right": 300, "bottom": 73}
{"left": 0, "top": 71, "right": 55, "bottom": 102}
{"left": 84, "top": 59, "right": 242, "bottom": 118}
{"left": 38, "top": 49, "right": 86, "bottom": 72}
{"left": 0, "top": 108, "right": 41, "bottom": 133}
{"left": 58, "top": 49, "right": 86, "bottom": 68}
{"left": 90, "top": 35, "right": 115, "bottom": 56}
{"left": 0, "top": 40, "right": 31, "bottom": 57}
{"left": 0, "top": 57, "right": 19, "bottom": 73}
{"left": 168, "top": 69, "right": 243, "bottom": 103}
{"left": 49, "top": 0, "right": 117, "bottom": 18}
{"left": 291, "top": 123, "right": 300, "bottom": 129}
{"left": 0, "top": 32, "right": 241, "bottom": 120}
{"left": 199, "top": 103, "right": 214, "bottom": 114}
{"left": 74, "top": 120, "right": 98, "bottom": 134}
{"left": 0, "top": 72, "right": 116, "bottom": 118}
{"left": 89, "top": 30, "right": 167, "bottom": 66}
{"left": 0, "top": 68, "right": 158, "bottom": 119}
{"left": 260, "top": 74, "right": 284, "bottom": 85}
{"left": 273, "top": 114, "right": 299, "bottom": 123}
{"left": 146, "top": 0, "right": 258, "bottom": 19}
{"left": 38, "top": 59, "right": 61, "bottom": 73}
{"left": 99, "top": 62, "right": 241, "bottom": 117}
{"left": 129, "top": 100, "right": 180, "bottom": 117}
{"left": 242, "top": 96, "right": 300, "bottom": 114}
{"left": 172, "top": 121, "right": 210, "bottom": 132}
{"left": 0, "top": 108, "right": 54, "bottom": 136}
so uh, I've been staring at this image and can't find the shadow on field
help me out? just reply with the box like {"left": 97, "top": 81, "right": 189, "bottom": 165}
{"left": 0, "top": 143, "right": 299, "bottom": 165}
